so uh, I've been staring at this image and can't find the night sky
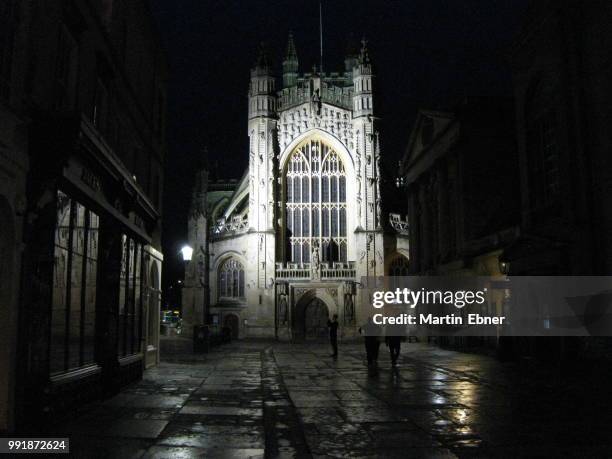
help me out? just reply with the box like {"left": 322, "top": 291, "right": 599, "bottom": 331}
{"left": 148, "top": 0, "right": 530, "bottom": 303}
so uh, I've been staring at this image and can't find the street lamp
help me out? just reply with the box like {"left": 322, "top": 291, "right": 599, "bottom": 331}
{"left": 181, "top": 245, "right": 193, "bottom": 262}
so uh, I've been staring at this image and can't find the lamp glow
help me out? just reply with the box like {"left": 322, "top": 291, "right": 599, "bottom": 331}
{"left": 181, "top": 245, "right": 193, "bottom": 261}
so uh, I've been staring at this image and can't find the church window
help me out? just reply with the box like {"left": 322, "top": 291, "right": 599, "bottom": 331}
{"left": 389, "top": 255, "right": 409, "bottom": 276}
{"left": 303, "top": 241, "right": 310, "bottom": 262}
{"left": 331, "top": 209, "right": 338, "bottom": 236}
{"left": 218, "top": 259, "right": 245, "bottom": 300}
{"left": 322, "top": 177, "right": 329, "bottom": 202}
{"left": 302, "top": 209, "right": 309, "bottom": 235}
{"left": 302, "top": 176, "right": 309, "bottom": 201}
{"left": 285, "top": 140, "right": 347, "bottom": 264}
{"left": 312, "top": 177, "right": 319, "bottom": 201}
{"left": 340, "top": 241, "right": 347, "bottom": 263}
{"left": 322, "top": 208, "right": 330, "bottom": 237}
{"left": 331, "top": 176, "right": 338, "bottom": 202}
{"left": 287, "top": 208, "right": 293, "bottom": 235}
{"left": 293, "top": 175, "right": 300, "bottom": 202}
{"left": 312, "top": 210, "right": 319, "bottom": 236}
{"left": 294, "top": 208, "right": 302, "bottom": 237}
{"left": 287, "top": 177, "right": 293, "bottom": 202}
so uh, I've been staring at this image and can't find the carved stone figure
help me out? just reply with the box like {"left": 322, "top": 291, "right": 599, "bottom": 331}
{"left": 311, "top": 240, "right": 321, "bottom": 279}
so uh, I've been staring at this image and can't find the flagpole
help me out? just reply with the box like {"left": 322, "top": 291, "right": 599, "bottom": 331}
{"left": 319, "top": 0, "right": 323, "bottom": 74}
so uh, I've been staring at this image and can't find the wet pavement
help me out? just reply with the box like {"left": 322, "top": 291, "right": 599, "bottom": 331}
{"left": 47, "top": 339, "right": 612, "bottom": 458}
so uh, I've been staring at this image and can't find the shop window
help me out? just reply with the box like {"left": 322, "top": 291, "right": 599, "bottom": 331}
{"left": 118, "top": 235, "right": 143, "bottom": 357}
{"left": 50, "top": 191, "right": 99, "bottom": 374}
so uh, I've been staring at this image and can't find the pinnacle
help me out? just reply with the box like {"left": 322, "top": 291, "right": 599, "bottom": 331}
{"left": 359, "top": 36, "right": 371, "bottom": 65}
{"left": 285, "top": 31, "right": 298, "bottom": 60}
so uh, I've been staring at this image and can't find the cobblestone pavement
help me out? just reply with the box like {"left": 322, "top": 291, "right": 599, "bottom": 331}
{"left": 46, "top": 339, "right": 612, "bottom": 458}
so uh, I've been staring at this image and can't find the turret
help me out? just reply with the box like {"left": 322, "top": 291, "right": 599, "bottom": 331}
{"left": 249, "top": 43, "right": 276, "bottom": 120}
{"left": 352, "top": 38, "right": 374, "bottom": 118}
{"left": 282, "top": 32, "right": 299, "bottom": 88}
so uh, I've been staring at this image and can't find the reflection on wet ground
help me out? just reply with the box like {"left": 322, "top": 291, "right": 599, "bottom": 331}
{"left": 46, "top": 340, "right": 612, "bottom": 458}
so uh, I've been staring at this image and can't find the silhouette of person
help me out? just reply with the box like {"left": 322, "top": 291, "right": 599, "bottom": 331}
{"left": 359, "top": 317, "right": 381, "bottom": 366}
{"left": 385, "top": 323, "right": 404, "bottom": 367}
{"left": 327, "top": 314, "right": 339, "bottom": 357}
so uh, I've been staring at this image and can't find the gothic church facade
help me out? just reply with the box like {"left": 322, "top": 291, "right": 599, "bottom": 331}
{"left": 183, "top": 35, "right": 409, "bottom": 339}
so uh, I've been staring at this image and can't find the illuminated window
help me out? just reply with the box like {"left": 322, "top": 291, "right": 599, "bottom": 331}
{"left": 218, "top": 259, "right": 245, "bottom": 299}
{"left": 284, "top": 139, "right": 347, "bottom": 263}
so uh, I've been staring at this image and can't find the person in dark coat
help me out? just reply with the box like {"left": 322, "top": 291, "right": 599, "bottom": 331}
{"left": 359, "top": 317, "right": 380, "bottom": 366}
{"left": 327, "top": 314, "right": 339, "bottom": 357}
{"left": 385, "top": 323, "right": 404, "bottom": 367}
{"left": 385, "top": 335, "right": 402, "bottom": 366}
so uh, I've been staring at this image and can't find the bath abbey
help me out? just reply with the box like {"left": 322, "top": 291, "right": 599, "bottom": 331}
{"left": 182, "top": 34, "right": 409, "bottom": 339}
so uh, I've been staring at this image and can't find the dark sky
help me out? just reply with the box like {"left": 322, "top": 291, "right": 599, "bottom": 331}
{"left": 148, "top": 0, "right": 530, "bottom": 300}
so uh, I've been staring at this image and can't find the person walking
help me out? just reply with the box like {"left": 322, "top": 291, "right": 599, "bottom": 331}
{"left": 359, "top": 317, "right": 380, "bottom": 366}
{"left": 327, "top": 314, "right": 339, "bottom": 357}
{"left": 385, "top": 335, "right": 402, "bottom": 366}
{"left": 385, "top": 323, "right": 404, "bottom": 367}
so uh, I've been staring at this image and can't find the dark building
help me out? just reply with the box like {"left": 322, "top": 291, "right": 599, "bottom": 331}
{"left": 400, "top": 98, "right": 520, "bottom": 278}
{"left": 503, "top": 0, "right": 612, "bottom": 276}
{"left": 0, "top": 0, "right": 166, "bottom": 432}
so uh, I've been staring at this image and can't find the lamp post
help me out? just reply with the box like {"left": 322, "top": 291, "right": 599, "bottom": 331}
{"left": 181, "top": 243, "right": 208, "bottom": 326}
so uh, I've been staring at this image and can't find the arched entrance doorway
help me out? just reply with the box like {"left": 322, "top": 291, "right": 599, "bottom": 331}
{"left": 223, "top": 314, "right": 239, "bottom": 340}
{"left": 304, "top": 299, "right": 329, "bottom": 340}
{"left": 293, "top": 292, "right": 331, "bottom": 342}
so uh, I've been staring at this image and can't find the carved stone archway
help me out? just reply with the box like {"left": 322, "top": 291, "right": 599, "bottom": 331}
{"left": 292, "top": 289, "right": 335, "bottom": 342}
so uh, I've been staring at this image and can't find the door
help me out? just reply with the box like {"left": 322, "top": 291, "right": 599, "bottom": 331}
{"left": 223, "top": 314, "right": 239, "bottom": 340}
{"left": 304, "top": 298, "right": 329, "bottom": 340}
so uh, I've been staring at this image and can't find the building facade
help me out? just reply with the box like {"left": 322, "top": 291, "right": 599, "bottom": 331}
{"left": 183, "top": 35, "right": 409, "bottom": 340}
{"left": 399, "top": 98, "right": 520, "bottom": 351}
{"left": 503, "top": 0, "right": 612, "bottom": 277}
{"left": 400, "top": 98, "right": 520, "bottom": 277}
{"left": 0, "top": 0, "right": 166, "bottom": 432}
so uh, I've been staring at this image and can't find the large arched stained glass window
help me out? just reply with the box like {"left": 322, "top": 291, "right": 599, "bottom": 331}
{"left": 218, "top": 259, "right": 245, "bottom": 299}
{"left": 285, "top": 139, "right": 347, "bottom": 263}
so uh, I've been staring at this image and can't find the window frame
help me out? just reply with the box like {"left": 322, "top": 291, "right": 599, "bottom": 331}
{"left": 284, "top": 139, "right": 348, "bottom": 264}
{"left": 50, "top": 190, "right": 100, "bottom": 375}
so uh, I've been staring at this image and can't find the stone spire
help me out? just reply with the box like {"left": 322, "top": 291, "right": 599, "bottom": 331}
{"left": 286, "top": 31, "right": 297, "bottom": 60}
{"left": 282, "top": 31, "right": 299, "bottom": 88}
{"left": 358, "top": 37, "right": 371, "bottom": 66}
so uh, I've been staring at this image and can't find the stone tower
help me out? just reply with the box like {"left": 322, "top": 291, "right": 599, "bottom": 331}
{"left": 247, "top": 43, "right": 277, "bottom": 326}
{"left": 352, "top": 39, "right": 384, "bottom": 281}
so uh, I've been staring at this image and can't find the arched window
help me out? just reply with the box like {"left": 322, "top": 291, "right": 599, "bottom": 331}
{"left": 284, "top": 139, "right": 347, "bottom": 263}
{"left": 218, "top": 259, "right": 245, "bottom": 300}
{"left": 389, "top": 255, "right": 409, "bottom": 291}
{"left": 389, "top": 255, "right": 409, "bottom": 277}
